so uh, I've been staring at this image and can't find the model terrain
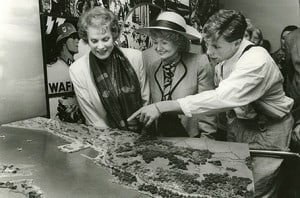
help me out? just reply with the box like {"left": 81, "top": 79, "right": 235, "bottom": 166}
{"left": 2, "top": 117, "right": 254, "bottom": 198}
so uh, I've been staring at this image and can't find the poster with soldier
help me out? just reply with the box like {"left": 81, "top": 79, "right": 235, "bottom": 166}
{"left": 39, "top": 13, "right": 85, "bottom": 123}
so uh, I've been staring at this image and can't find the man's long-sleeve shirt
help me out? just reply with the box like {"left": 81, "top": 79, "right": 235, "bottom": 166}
{"left": 178, "top": 40, "right": 294, "bottom": 119}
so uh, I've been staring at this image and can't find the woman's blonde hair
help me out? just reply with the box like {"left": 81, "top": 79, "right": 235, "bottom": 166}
{"left": 78, "top": 7, "right": 121, "bottom": 43}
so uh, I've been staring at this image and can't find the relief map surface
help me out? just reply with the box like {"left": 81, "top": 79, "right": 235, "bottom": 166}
{"left": 2, "top": 117, "right": 254, "bottom": 198}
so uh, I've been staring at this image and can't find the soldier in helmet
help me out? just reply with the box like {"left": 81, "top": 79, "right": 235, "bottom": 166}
{"left": 47, "top": 22, "right": 84, "bottom": 123}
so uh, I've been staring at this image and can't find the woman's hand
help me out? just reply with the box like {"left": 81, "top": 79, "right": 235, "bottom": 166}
{"left": 127, "top": 104, "right": 161, "bottom": 127}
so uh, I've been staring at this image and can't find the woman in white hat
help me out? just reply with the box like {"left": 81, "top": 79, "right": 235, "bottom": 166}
{"left": 69, "top": 7, "right": 149, "bottom": 132}
{"left": 138, "top": 11, "right": 217, "bottom": 137}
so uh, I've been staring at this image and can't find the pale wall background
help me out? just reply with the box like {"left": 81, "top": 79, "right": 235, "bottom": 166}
{"left": 220, "top": 0, "right": 300, "bottom": 52}
{"left": 0, "top": 0, "right": 47, "bottom": 124}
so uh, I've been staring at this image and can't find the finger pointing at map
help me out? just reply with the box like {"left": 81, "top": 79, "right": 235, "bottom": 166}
{"left": 127, "top": 101, "right": 183, "bottom": 126}
{"left": 127, "top": 104, "right": 161, "bottom": 126}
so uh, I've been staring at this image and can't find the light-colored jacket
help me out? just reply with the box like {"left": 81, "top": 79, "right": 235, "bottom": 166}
{"left": 145, "top": 50, "right": 217, "bottom": 137}
{"left": 69, "top": 47, "right": 150, "bottom": 128}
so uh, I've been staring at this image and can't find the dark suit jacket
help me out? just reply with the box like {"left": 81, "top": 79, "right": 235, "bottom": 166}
{"left": 285, "top": 28, "right": 300, "bottom": 124}
{"left": 143, "top": 49, "right": 217, "bottom": 137}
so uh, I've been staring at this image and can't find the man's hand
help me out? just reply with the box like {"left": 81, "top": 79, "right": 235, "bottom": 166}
{"left": 128, "top": 100, "right": 183, "bottom": 127}
{"left": 127, "top": 104, "right": 161, "bottom": 127}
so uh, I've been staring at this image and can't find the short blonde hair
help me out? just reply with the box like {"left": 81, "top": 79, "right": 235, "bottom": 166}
{"left": 78, "top": 7, "right": 121, "bottom": 43}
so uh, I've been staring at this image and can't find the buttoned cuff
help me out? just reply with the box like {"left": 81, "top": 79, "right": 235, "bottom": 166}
{"left": 177, "top": 98, "right": 192, "bottom": 117}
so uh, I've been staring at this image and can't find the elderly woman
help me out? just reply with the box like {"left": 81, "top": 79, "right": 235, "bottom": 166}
{"left": 69, "top": 7, "right": 149, "bottom": 132}
{"left": 138, "top": 12, "right": 216, "bottom": 137}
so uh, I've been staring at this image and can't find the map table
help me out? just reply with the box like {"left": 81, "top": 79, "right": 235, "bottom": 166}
{"left": 0, "top": 117, "right": 254, "bottom": 198}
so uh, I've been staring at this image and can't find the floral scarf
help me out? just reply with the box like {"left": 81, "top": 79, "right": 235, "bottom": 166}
{"left": 89, "top": 46, "right": 143, "bottom": 132}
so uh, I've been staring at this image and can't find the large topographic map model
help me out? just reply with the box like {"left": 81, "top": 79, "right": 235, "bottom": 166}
{"left": 3, "top": 117, "right": 254, "bottom": 198}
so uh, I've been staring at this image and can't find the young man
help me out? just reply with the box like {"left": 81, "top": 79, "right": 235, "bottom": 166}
{"left": 129, "top": 9, "right": 294, "bottom": 197}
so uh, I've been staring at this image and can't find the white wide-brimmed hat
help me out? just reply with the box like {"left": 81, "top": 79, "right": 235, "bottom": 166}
{"left": 136, "top": 11, "right": 202, "bottom": 40}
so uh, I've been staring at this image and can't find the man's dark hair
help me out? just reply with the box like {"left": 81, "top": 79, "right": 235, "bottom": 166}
{"left": 281, "top": 25, "right": 298, "bottom": 38}
{"left": 203, "top": 9, "right": 247, "bottom": 43}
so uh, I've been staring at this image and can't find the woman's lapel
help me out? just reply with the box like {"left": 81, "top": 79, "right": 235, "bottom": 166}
{"left": 170, "top": 62, "right": 185, "bottom": 93}
{"left": 153, "top": 61, "right": 164, "bottom": 95}
{"left": 153, "top": 60, "right": 186, "bottom": 99}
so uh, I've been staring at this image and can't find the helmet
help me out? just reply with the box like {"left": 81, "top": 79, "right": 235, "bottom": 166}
{"left": 56, "top": 23, "right": 77, "bottom": 43}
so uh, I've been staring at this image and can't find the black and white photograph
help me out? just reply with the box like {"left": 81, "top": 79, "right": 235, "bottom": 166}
{"left": 1, "top": 0, "right": 300, "bottom": 197}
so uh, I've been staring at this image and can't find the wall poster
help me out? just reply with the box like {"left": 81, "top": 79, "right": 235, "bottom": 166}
{"left": 38, "top": 0, "right": 97, "bottom": 124}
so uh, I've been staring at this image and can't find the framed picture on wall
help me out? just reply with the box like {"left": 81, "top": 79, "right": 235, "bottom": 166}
{"left": 39, "top": 14, "right": 85, "bottom": 123}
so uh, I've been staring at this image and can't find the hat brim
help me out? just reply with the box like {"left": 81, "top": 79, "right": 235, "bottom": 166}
{"left": 136, "top": 25, "right": 201, "bottom": 40}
